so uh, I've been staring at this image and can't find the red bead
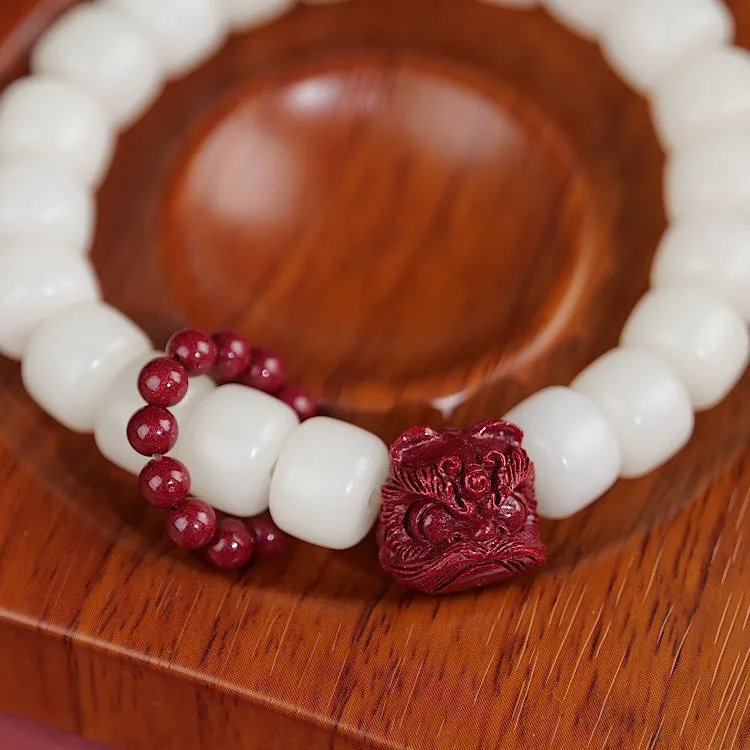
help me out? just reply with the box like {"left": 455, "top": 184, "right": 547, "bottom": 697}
{"left": 240, "top": 348, "right": 286, "bottom": 393}
{"left": 203, "top": 518, "right": 255, "bottom": 570}
{"left": 211, "top": 329, "right": 251, "bottom": 381}
{"left": 166, "top": 329, "right": 217, "bottom": 375}
{"left": 139, "top": 457, "right": 191, "bottom": 508}
{"left": 166, "top": 498, "right": 216, "bottom": 550}
{"left": 127, "top": 405, "right": 178, "bottom": 456}
{"left": 277, "top": 385, "right": 317, "bottom": 421}
{"left": 138, "top": 357, "right": 188, "bottom": 407}
{"left": 247, "top": 513, "right": 287, "bottom": 560}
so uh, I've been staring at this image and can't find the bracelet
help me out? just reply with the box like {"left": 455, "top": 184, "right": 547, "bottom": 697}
{"left": 0, "top": 0, "right": 749, "bottom": 596}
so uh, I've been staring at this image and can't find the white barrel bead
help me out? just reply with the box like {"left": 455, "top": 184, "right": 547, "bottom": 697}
{"left": 175, "top": 385, "right": 298, "bottom": 517}
{"left": 600, "top": 0, "right": 734, "bottom": 91}
{"left": 22, "top": 301, "right": 151, "bottom": 432}
{"left": 571, "top": 348, "right": 694, "bottom": 478}
{"left": 541, "top": 0, "right": 620, "bottom": 37}
{"left": 621, "top": 287, "right": 749, "bottom": 411}
{"left": 0, "top": 247, "right": 100, "bottom": 359}
{"left": 0, "top": 77, "right": 113, "bottom": 187}
{"left": 504, "top": 387, "right": 621, "bottom": 520}
{"left": 665, "top": 134, "right": 750, "bottom": 220}
{"left": 652, "top": 46, "right": 750, "bottom": 151}
{"left": 218, "top": 0, "right": 295, "bottom": 30}
{"left": 94, "top": 352, "right": 216, "bottom": 475}
{"left": 108, "top": 0, "right": 227, "bottom": 77}
{"left": 31, "top": 4, "right": 164, "bottom": 127}
{"left": 0, "top": 161, "right": 94, "bottom": 254}
{"left": 269, "top": 417, "right": 389, "bottom": 550}
{"left": 651, "top": 214, "right": 750, "bottom": 322}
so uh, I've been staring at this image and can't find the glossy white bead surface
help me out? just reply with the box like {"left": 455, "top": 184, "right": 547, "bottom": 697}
{"left": 0, "top": 161, "right": 94, "bottom": 254}
{"left": 621, "top": 287, "right": 749, "bottom": 411}
{"left": 218, "top": 0, "right": 295, "bottom": 30}
{"left": 542, "top": 0, "right": 620, "bottom": 37}
{"left": 571, "top": 348, "right": 694, "bottom": 478}
{"left": 651, "top": 214, "right": 750, "bottom": 322}
{"left": 31, "top": 4, "right": 163, "bottom": 127}
{"left": 22, "top": 301, "right": 151, "bottom": 432}
{"left": 94, "top": 351, "right": 216, "bottom": 475}
{"left": 652, "top": 46, "right": 750, "bottom": 151}
{"left": 0, "top": 77, "right": 113, "bottom": 187}
{"left": 109, "top": 0, "right": 227, "bottom": 76}
{"left": 601, "top": 0, "right": 734, "bottom": 91}
{"left": 665, "top": 134, "right": 750, "bottom": 220}
{"left": 504, "top": 387, "right": 621, "bottom": 520}
{"left": 176, "top": 385, "right": 299, "bottom": 517}
{"left": 269, "top": 417, "right": 389, "bottom": 550}
{"left": 0, "top": 248, "right": 100, "bottom": 359}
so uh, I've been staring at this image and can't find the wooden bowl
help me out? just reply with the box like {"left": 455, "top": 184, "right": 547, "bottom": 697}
{"left": 1, "top": 1, "right": 749, "bottom": 748}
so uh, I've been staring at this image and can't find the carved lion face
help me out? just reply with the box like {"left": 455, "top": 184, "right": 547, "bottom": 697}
{"left": 377, "top": 420, "right": 546, "bottom": 595}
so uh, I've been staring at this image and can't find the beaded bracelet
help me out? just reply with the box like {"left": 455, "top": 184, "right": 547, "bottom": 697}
{"left": 0, "top": 0, "right": 749, "bottom": 595}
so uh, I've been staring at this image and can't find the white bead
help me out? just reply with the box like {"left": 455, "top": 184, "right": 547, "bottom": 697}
{"left": 218, "top": 0, "right": 295, "bottom": 31}
{"left": 0, "top": 247, "right": 100, "bottom": 359}
{"left": 0, "top": 77, "right": 113, "bottom": 187}
{"left": 31, "top": 4, "right": 164, "bottom": 127}
{"left": 269, "top": 417, "right": 389, "bottom": 550}
{"left": 175, "top": 385, "right": 298, "bottom": 516}
{"left": 600, "top": 0, "right": 734, "bottom": 91}
{"left": 0, "top": 161, "right": 94, "bottom": 254}
{"left": 651, "top": 214, "right": 750, "bottom": 322}
{"left": 504, "top": 387, "right": 621, "bottom": 520}
{"left": 94, "top": 352, "right": 216, "bottom": 475}
{"left": 665, "top": 134, "right": 750, "bottom": 220}
{"left": 621, "top": 287, "right": 749, "bottom": 411}
{"left": 541, "top": 0, "right": 620, "bottom": 37}
{"left": 652, "top": 46, "right": 750, "bottom": 151}
{"left": 22, "top": 301, "right": 151, "bottom": 432}
{"left": 108, "top": 0, "right": 227, "bottom": 77}
{"left": 571, "top": 348, "right": 694, "bottom": 478}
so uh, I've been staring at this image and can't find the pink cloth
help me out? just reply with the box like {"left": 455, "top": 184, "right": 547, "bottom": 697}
{"left": 0, "top": 712, "right": 110, "bottom": 749}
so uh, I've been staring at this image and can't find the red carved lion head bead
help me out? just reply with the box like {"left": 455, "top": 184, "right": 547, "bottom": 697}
{"left": 376, "top": 419, "right": 546, "bottom": 595}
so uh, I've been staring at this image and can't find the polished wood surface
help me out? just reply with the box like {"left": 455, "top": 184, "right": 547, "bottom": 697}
{"left": 0, "top": 0, "right": 749, "bottom": 748}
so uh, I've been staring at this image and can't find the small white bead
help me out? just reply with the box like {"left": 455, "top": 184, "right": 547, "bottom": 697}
{"left": 652, "top": 46, "right": 750, "bottom": 151}
{"left": 571, "top": 348, "right": 694, "bottom": 478}
{"left": 665, "top": 134, "right": 750, "bottom": 220}
{"left": 175, "top": 385, "right": 299, "bottom": 516}
{"left": 621, "top": 287, "right": 749, "bottom": 411}
{"left": 0, "top": 247, "right": 100, "bottom": 359}
{"left": 541, "top": 0, "right": 620, "bottom": 37}
{"left": 218, "top": 0, "right": 295, "bottom": 31}
{"left": 0, "top": 161, "right": 94, "bottom": 254}
{"left": 269, "top": 417, "right": 389, "bottom": 550}
{"left": 600, "top": 0, "right": 734, "bottom": 91}
{"left": 108, "top": 0, "right": 227, "bottom": 77}
{"left": 504, "top": 387, "right": 621, "bottom": 520}
{"left": 0, "top": 77, "right": 113, "bottom": 187}
{"left": 651, "top": 213, "right": 750, "bottom": 322}
{"left": 31, "top": 4, "right": 164, "bottom": 127}
{"left": 22, "top": 301, "right": 151, "bottom": 432}
{"left": 94, "top": 351, "right": 216, "bottom": 475}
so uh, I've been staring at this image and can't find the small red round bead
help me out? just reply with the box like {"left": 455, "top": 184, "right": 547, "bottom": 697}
{"left": 166, "top": 499, "right": 216, "bottom": 550}
{"left": 138, "top": 357, "right": 188, "bottom": 407}
{"left": 247, "top": 513, "right": 287, "bottom": 560}
{"left": 240, "top": 348, "right": 286, "bottom": 393}
{"left": 211, "top": 329, "right": 251, "bottom": 381}
{"left": 138, "top": 456, "right": 191, "bottom": 509}
{"left": 166, "top": 329, "right": 217, "bottom": 375}
{"left": 204, "top": 518, "right": 255, "bottom": 570}
{"left": 277, "top": 385, "right": 317, "bottom": 421}
{"left": 127, "top": 406, "right": 178, "bottom": 456}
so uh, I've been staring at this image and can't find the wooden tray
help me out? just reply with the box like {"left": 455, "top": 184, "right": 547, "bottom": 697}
{"left": 1, "top": 1, "right": 749, "bottom": 748}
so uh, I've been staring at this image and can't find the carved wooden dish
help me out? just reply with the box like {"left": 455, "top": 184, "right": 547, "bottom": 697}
{"left": 1, "top": 0, "right": 749, "bottom": 748}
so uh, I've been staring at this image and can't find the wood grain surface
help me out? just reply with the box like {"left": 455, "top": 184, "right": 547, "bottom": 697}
{"left": 0, "top": 0, "right": 749, "bottom": 748}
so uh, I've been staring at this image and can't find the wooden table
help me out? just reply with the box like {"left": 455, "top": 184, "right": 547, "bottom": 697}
{"left": 1, "top": 0, "right": 749, "bottom": 748}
